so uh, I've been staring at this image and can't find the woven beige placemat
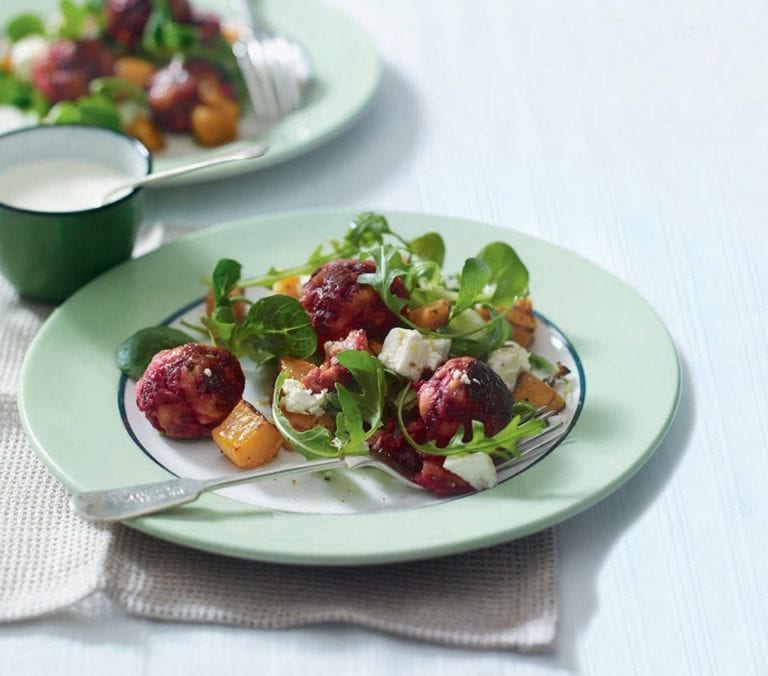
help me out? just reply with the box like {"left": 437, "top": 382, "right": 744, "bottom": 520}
{"left": 0, "top": 258, "right": 558, "bottom": 651}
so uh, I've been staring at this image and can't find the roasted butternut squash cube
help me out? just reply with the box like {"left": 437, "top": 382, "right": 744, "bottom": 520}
{"left": 506, "top": 299, "right": 537, "bottom": 348}
{"left": 406, "top": 299, "right": 452, "bottom": 330}
{"left": 511, "top": 371, "right": 566, "bottom": 412}
{"left": 212, "top": 400, "right": 283, "bottom": 468}
{"left": 272, "top": 275, "right": 301, "bottom": 298}
{"left": 126, "top": 116, "right": 165, "bottom": 153}
{"left": 278, "top": 407, "right": 335, "bottom": 450}
{"left": 279, "top": 357, "right": 315, "bottom": 380}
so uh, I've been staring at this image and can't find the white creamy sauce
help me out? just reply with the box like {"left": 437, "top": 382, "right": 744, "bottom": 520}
{"left": 0, "top": 159, "right": 133, "bottom": 212}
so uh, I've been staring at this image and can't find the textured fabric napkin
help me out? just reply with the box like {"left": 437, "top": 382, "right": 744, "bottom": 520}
{"left": 0, "top": 241, "right": 558, "bottom": 651}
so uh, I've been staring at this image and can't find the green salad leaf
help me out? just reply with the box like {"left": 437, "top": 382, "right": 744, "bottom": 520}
{"left": 141, "top": 0, "right": 199, "bottom": 58}
{"left": 59, "top": 0, "right": 101, "bottom": 40}
{"left": 90, "top": 77, "right": 147, "bottom": 105}
{"left": 408, "top": 232, "right": 445, "bottom": 267}
{"left": 477, "top": 241, "right": 529, "bottom": 306}
{"left": 529, "top": 352, "right": 557, "bottom": 375}
{"left": 116, "top": 326, "right": 197, "bottom": 380}
{"left": 46, "top": 94, "right": 122, "bottom": 130}
{"left": 0, "top": 71, "right": 49, "bottom": 116}
{"left": 452, "top": 257, "right": 492, "bottom": 318}
{"left": 5, "top": 13, "right": 45, "bottom": 42}
{"left": 235, "top": 295, "right": 317, "bottom": 363}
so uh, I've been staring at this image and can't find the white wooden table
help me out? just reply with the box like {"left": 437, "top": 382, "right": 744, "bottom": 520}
{"left": 2, "top": 1, "right": 767, "bottom": 673}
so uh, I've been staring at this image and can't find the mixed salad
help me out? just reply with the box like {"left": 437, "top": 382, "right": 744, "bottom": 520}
{"left": 117, "top": 213, "right": 573, "bottom": 496}
{"left": 0, "top": 0, "right": 248, "bottom": 150}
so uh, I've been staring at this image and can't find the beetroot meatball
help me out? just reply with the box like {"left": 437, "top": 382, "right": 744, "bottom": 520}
{"left": 417, "top": 356, "right": 514, "bottom": 447}
{"left": 33, "top": 39, "right": 115, "bottom": 103}
{"left": 147, "top": 58, "right": 234, "bottom": 132}
{"left": 136, "top": 343, "right": 244, "bottom": 439}
{"left": 146, "top": 60, "right": 200, "bottom": 132}
{"left": 300, "top": 259, "right": 406, "bottom": 348}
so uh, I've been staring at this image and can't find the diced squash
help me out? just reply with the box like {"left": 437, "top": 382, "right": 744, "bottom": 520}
{"left": 406, "top": 299, "right": 452, "bottom": 330}
{"left": 280, "top": 408, "right": 334, "bottom": 433}
{"left": 279, "top": 357, "right": 315, "bottom": 380}
{"left": 506, "top": 299, "right": 537, "bottom": 348}
{"left": 191, "top": 102, "right": 238, "bottom": 147}
{"left": 126, "top": 116, "right": 165, "bottom": 153}
{"left": 272, "top": 275, "right": 301, "bottom": 298}
{"left": 212, "top": 400, "right": 283, "bottom": 469}
{"left": 511, "top": 371, "right": 566, "bottom": 412}
{"left": 278, "top": 408, "right": 335, "bottom": 450}
{"left": 114, "top": 57, "right": 157, "bottom": 88}
{"left": 204, "top": 287, "right": 247, "bottom": 321}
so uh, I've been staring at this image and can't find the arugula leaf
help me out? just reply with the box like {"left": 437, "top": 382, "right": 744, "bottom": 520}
{"left": 344, "top": 212, "right": 393, "bottom": 248}
{"left": 452, "top": 257, "right": 492, "bottom": 318}
{"left": 115, "top": 326, "right": 196, "bottom": 380}
{"left": 332, "top": 350, "right": 387, "bottom": 454}
{"left": 408, "top": 232, "right": 445, "bottom": 267}
{"left": 5, "top": 13, "right": 44, "bottom": 41}
{"left": 272, "top": 372, "right": 337, "bottom": 458}
{"left": 477, "top": 242, "right": 529, "bottom": 306}
{"left": 356, "top": 245, "right": 410, "bottom": 316}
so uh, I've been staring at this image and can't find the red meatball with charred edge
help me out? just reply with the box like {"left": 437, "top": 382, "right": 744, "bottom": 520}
{"left": 33, "top": 39, "right": 115, "bottom": 103}
{"left": 369, "top": 357, "right": 513, "bottom": 496}
{"left": 417, "top": 356, "right": 514, "bottom": 447}
{"left": 136, "top": 343, "right": 244, "bottom": 439}
{"left": 300, "top": 259, "right": 407, "bottom": 349}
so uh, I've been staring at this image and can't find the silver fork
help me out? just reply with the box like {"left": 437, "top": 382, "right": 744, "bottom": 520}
{"left": 70, "top": 413, "right": 568, "bottom": 522}
{"left": 228, "top": 0, "right": 314, "bottom": 124}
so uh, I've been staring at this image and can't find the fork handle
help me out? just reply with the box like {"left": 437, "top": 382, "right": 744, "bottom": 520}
{"left": 70, "top": 457, "right": 345, "bottom": 522}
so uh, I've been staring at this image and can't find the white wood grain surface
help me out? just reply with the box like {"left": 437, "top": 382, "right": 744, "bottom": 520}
{"left": 1, "top": 1, "right": 767, "bottom": 673}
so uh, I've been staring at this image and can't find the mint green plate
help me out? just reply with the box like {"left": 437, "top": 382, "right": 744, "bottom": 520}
{"left": 0, "top": 0, "right": 381, "bottom": 184}
{"left": 19, "top": 211, "right": 680, "bottom": 564}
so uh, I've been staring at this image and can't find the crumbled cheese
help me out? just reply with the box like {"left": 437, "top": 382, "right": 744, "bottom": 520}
{"left": 203, "top": 368, "right": 212, "bottom": 377}
{"left": 377, "top": 328, "right": 451, "bottom": 380}
{"left": 443, "top": 453, "right": 498, "bottom": 490}
{"left": 487, "top": 342, "right": 530, "bottom": 390}
{"left": 118, "top": 101, "right": 144, "bottom": 127}
{"left": 280, "top": 378, "right": 328, "bottom": 416}
{"left": 10, "top": 35, "right": 49, "bottom": 82}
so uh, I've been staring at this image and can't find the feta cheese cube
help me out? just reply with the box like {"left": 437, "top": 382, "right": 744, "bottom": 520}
{"left": 280, "top": 378, "right": 328, "bottom": 417}
{"left": 377, "top": 328, "right": 451, "bottom": 380}
{"left": 443, "top": 453, "right": 498, "bottom": 490}
{"left": 487, "top": 342, "right": 530, "bottom": 390}
{"left": 10, "top": 35, "right": 48, "bottom": 82}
